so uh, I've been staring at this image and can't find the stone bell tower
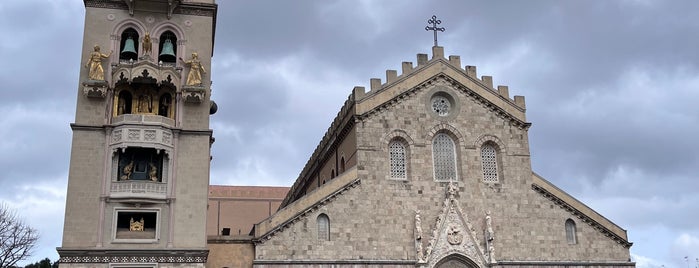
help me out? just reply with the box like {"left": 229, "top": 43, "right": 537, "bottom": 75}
{"left": 58, "top": 1, "right": 217, "bottom": 267}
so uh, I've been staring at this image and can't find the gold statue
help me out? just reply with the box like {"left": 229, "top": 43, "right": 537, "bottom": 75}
{"left": 142, "top": 32, "right": 152, "bottom": 55}
{"left": 149, "top": 162, "right": 158, "bottom": 181}
{"left": 181, "top": 52, "right": 206, "bottom": 86}
{"left": 138, "top": 94, "right": 152, "bottom": 113}
{"left": 129, "top": 217, "right": 144, "bottom": 231}
{"left": 120, "top": 161, "right": 134, "bottom": 180}
{"left": 85, "top": 45, "right": 112, "bottom": 80}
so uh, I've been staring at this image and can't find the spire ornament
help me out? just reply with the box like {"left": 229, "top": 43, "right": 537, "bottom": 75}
{"left": 425, "top": 15, "right": 445, "bottom": 47}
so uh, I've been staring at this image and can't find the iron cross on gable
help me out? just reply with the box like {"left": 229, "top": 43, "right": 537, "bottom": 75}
{"left": 425, "top": 15, "right": 445, "bottom": 47}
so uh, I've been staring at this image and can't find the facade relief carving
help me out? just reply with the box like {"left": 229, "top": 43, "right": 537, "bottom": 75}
{"left": 419, "top": 182, "right": 488, "bottom": 268}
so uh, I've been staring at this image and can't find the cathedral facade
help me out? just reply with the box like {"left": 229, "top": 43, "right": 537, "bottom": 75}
{"left": 60, "top": 1, "right": 634, "bottom": 268}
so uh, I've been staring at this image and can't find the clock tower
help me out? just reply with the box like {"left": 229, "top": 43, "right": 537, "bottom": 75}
{"left": 58, "top": 1, "right": 217, "bottom": 267}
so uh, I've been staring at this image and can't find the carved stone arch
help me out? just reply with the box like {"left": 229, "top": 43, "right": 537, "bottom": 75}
{"left": 427, "top": 123, "right": 464, "bottom": 144}
{"left": 428, "top": 124, "right": 462, "bottom": 182}
{"left": 434, "top": 253, "right": 481, "bottom": 268}
{"left": 381, "top": 129, "right": 415, "bottom": 147}
{"left": 474, "top": 134, "right": 505, "bottom": 184}
{"left": 473, "top": 134, "right": 506, "bottom": 153}
{"left": 112, "top": 19, "right": 148, "bottom": 40}
{"left": 150, "top": 22, "right": 186, "bottom": 46}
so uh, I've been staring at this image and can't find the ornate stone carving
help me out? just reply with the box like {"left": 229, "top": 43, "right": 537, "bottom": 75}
{"left": 415, "top": 210, "right": 425, "bottom": 262}
{"left": 447, "top": 225, "right": 463, "bottom": 245}
{"left": 420, "top": 182, "right": 488, "bottom": 267}
{"left": 485, "top": 210, "right": 496, "bottom": 264}
{"left": 82, "top": 80, "right": 108, "bottom": 98}
{"left": 182, "top": 86, "right": 206, "bottom": 103}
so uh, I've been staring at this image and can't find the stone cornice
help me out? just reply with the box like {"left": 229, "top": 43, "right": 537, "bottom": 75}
{"left": 531, "top": 174, "right": 632, "bottom": 248}
{"left": 84, "top": 0, "right": 217, "bottom": 17}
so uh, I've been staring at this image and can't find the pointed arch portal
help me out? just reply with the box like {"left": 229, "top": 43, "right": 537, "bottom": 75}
{"left": 435, "top": 254, "right": 479, "bottom": 268}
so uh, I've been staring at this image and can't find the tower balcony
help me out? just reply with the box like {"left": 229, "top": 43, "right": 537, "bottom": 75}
{"left": 113, "top": 114, "right": 175, "bottom": 127}
{"left": 110, "top": 124, "right": 174, "bottom": 153}
{"left": 110, "top": 181, "right": 168, "bottom": 202}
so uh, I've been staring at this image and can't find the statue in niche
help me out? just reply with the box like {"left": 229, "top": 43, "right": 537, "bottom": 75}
{"left": 149, "top": 162, "right": 158, "bottom": 181}
{"left": 129, "top": 217, "right": 144, "bottom": 231}
{"left": 120, "top": 161, "right": 134, "bottom": 180}
{"left": 142, "top": 32, "right": 152, "bottom": 55}
{"left": 85, "top": 45, "right": 113, "bottom": 80}
{"left": 485, "top": 211, "right": 494, "bottom": 242}
{"left": 181, "top": 52, "right": 206, "bottom": 86}
{"left": 158, "top": 94, "right": 171, "bottom": 117}
{"left": 117, "top": 95, "right": 126, "bottom": 115}
{"left": 138, "top": 94, "right": 152, "bottom": 113}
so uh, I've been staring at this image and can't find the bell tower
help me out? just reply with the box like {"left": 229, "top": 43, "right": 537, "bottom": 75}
{"left": 58, "top": 1, "right": 217, "bottom": 267}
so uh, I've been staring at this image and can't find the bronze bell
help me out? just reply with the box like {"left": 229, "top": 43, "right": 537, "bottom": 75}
{"left": 159, "top": 38, "right": 176, "bottom": 62}
{"left": 120, "top": 36, "right": 137, "bottom": 60}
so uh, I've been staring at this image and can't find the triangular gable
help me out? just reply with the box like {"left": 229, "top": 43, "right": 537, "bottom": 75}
{"left": 417, "top": 182, "right": 491, "bottom": 267}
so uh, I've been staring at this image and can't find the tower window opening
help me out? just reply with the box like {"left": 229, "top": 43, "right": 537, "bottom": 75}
{"left": 158, "top": 31, "right": 177, "bottom": 63}
{"left": 119, "top": 28, "right": 139, "bottom": 62}
{"left": 117, "top": 147, "right": 164, "bottom": 182}
{"left": 115, "top": 210, "right": 157, "bottom": 240}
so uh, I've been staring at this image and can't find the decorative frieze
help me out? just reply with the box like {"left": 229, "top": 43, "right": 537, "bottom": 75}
{"left": 82, "top": 80, "right": 108, "bottom": 98}
{"left": 110, "top": 125, "right": 174, "bottom": 151}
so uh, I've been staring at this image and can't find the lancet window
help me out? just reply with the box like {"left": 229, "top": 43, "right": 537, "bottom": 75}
{"left": 481, "top": 143, "right": 499, "bottom": 183}
{"left": 389, "top": 140, "right": 407, "bottom": 179}
{"left": 432, "top": 133, "right": 457, "bottom": 181}
{"left": 317, "top": 214, "right": 330, "bottom": 241}
{"left": 565, "top": 219, "right": 577, "bottom": 244}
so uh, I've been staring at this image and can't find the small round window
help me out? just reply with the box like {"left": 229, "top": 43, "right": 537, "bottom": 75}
{"left": 431, "top": 96, "right": 451, "bottom": 116}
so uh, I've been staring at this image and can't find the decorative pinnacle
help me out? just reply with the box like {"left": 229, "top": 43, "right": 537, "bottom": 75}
{"left": 425, "top": 15, "right": 445, "bottom": 47}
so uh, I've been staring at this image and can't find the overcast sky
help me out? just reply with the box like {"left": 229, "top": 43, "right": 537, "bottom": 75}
{"left": 0, "top": 1, "right": 697, "bottom": 267}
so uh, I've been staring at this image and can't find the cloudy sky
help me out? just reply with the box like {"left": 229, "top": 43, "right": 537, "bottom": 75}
{"left": 0, "top": 0, "right": 697, "bottom": 267}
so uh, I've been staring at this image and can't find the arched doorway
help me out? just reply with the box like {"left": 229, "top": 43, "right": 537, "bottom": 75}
{"left": 434, "top": 254, "right": 479, "bottom": 268}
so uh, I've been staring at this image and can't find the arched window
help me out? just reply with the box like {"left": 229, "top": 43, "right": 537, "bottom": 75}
{"left": 158, "top": 31, "right": 177, "bottom": 63}
{"left": 331, "top": 169, "right": 335, "bottom": 179}
{"left": 433, "top": 133, "right": 457, "bottom": 181}
{"left": 340, "top": 156, "right": 345, "bottom": 173}
{"left": 481, "top": 143, "right": 499, "bottom": 183}
{"left": 317, "top": 214, "right": 329, "bottom": 241}
{"left": 565, "top": 219, "right": 577, "bottom": 244}
{"left": 119, "top": 28, "right": 139, "bottom": 61}
{"left": 389, "top": 140, "right": 407, "bottom": 179}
